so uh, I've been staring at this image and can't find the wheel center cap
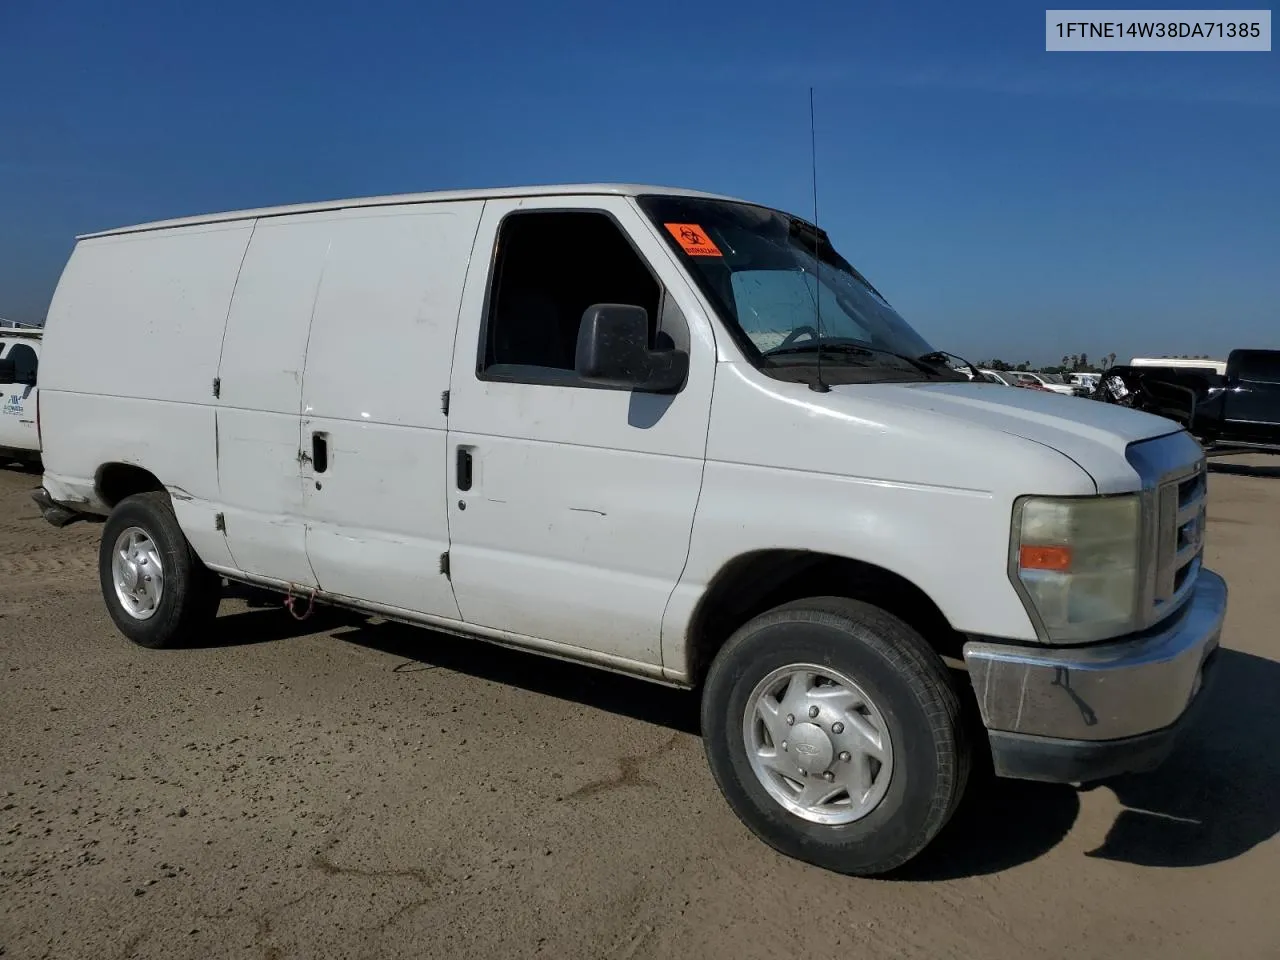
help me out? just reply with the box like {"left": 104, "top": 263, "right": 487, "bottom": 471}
{"left": 788, "top": 722, "right": 833, "bottom": 774}
{"left": 122, "top": 560, "right": 141, "bottom": 592}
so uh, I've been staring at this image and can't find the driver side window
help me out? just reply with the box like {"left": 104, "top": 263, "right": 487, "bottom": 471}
{"left": 479, "top": 211, "right": 663, "bottom": 386}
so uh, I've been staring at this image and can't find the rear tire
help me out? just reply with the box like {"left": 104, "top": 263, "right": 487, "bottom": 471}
{"left": 98, "top": 492, "right": 221, "bottom": 648}
{"left": 701, "top": 597, "right": 970, "bottom": 876}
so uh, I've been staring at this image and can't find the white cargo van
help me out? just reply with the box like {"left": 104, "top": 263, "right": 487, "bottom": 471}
{"left": 0, "top": 328, "right": 42, "bottom": 464}
{"left": 34, "top": 185, "right": 1226, "bottom": 875}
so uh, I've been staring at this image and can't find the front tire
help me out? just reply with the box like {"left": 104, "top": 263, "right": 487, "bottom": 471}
{"left": 701, "top": 597, "right": 969, "bottom": 876}
{"left": 98, "top": 492, "right": 221, "bottom": 648}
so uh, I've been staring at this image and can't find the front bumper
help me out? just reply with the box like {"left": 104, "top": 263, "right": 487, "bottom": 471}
{"left": 963, "top": 569, "right": 1227, "bottom": 783}
{"left": 31, "top": 487, "right": 82, "bottom": 528}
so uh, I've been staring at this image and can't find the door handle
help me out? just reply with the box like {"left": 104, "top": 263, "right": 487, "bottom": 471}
{"left": 312, "top": 432, "right": 329, "bottom": 474}
{"left": 456, "top": 447, "right": 473, "bottom": 491}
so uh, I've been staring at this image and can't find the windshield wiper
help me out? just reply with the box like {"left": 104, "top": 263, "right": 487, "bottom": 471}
{"left": 917, "top": 349, "right": 983, "bottom": 381}
{"left": 763, "top": 340, "right": 874, "bottom": 360}
{"left": 764, "top": 340, "right": 955, "bottom": 378}
{"left": 823, "top": 344, "right": 954, "bottom": 377}
{"left": 762, "top": 340, "right": 966, "bottom": 380}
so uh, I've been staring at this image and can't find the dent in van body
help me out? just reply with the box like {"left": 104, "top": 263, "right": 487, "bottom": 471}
{"left": 300, "top": 420, "right": 459, "bottom": 619}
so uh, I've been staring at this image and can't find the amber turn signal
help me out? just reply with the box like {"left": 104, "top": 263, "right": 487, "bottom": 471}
{"left": 1019, "top": 544, "right": 1072, "bottom": 571}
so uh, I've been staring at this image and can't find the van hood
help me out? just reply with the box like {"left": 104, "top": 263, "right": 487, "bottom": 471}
{"left": 839, "top": 380, "right": 1186, "bottom": 493}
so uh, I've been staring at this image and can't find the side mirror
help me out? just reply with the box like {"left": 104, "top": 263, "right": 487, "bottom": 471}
{"left": 0, "top": 359, "right": 17, "bottom": 385}
{"left": 575, "top": 304, "right": 689, "bottom": 393}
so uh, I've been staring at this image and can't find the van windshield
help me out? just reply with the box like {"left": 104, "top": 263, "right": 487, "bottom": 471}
{"left": 637, "top": 195, "right": 958, "bottom": 385}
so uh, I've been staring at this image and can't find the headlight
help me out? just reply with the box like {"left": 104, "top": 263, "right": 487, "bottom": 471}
{"left": 1010, "top": 494, "right": 1142, "bottom": 642}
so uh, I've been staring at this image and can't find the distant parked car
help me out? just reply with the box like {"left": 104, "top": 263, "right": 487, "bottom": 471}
{"left": 1068, "top": 372, "right": 1100, "bottom": 392}
{"left": 1014, "top": 372, "right": 1084, "bottom": 397}
{"left": 1010, "top": 373, "right": 1053, "bottom": 393}
{"left": 977, "top": 368, "right": 1015, "bottom": 386}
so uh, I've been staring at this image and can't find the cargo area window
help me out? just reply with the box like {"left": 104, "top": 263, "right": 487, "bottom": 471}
{"left": 479, "top": 211, "right": 662, "bottom": 385}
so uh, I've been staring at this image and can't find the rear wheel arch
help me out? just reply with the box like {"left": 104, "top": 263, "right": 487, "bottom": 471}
{"left": 95, "top": 462, "right": 166, "bottom": 509}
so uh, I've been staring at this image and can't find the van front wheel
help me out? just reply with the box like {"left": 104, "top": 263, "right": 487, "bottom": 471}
{"left": 98, "top": 492, "right": 221, "bottom": 648}
{"left": 701, "top": 597, "right": 969, "bottom": 876}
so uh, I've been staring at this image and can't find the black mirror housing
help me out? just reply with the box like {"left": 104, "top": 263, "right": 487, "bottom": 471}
{"left": 574, "top": 304, "right": 689, "bottom": 393}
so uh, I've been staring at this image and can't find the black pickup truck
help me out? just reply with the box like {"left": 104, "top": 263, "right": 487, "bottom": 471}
{"left": 1095, "top": 348, "right": 1280, "bottom": 453}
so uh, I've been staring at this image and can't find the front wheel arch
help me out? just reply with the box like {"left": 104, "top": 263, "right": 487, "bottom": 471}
{"left": 684, "top": 550, "right": 961, "bottom": 685}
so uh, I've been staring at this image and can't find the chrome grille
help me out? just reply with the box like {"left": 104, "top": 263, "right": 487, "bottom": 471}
{"left": 1153, "top": 456, "right": 1206, "bottom": 615}
{"left": 1127, "top": 431, "right": 1208, "bottom": 631}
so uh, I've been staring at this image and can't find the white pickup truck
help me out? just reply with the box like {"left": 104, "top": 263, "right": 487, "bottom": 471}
{"left": 32, "top": 184, "right": 1225, "bottom": 876}
{"left": 0, "top": 327, "right": 42, "bottom": 464}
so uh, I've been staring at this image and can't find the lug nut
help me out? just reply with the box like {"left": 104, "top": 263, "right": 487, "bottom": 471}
{"left": 781, "top": 740, "right": 788, "bottom": 751}
{"left": 808, "top": 706, "right": 820, "bottom": 719}
{"left": 785, "top": 714, "right": 795, "bottom": 726}
{"left": 823, "top": 771, "right": 835, "bottom": 782}
{"left": 831, "top": 722, "right": 844, "bottom": 735}
{"left": 799, "top": 769, "right": 808, "bottom": 777}
{"left": 839, "top": 751, "right": 851, "bottom": 763}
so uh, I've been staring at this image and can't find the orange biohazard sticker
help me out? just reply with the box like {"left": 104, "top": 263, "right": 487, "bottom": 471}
{"left": 664, "top": 223, "right": 722, "bottom": 257}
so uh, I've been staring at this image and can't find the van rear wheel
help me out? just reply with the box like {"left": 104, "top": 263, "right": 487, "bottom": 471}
{"left": 700, "top": 597, "right": 969, "bottom": 876}
{"left": 98, "top": 492, "right": 221, "bottom": 648}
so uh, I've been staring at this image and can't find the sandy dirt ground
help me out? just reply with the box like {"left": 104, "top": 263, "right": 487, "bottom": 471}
{"left": 1, "top": 456, "right": 1278, "bottom": 960}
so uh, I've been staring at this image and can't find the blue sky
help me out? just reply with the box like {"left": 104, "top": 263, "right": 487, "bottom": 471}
{"left": 1, "top": 0, "right": 1276, "bottom": 365}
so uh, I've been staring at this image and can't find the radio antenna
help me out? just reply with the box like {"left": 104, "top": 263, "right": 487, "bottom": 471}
{"left": 808, "top": 86, "right": 830, "bottom": 393}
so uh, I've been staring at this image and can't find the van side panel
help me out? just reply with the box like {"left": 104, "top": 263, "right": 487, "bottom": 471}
{"left": 39, "top": 223, "right": 254, "bottom": 567}
{"left": 41, "top": 223, "right": 253, "bottom": 402}
{"left": 216, "top": 214, "right": 335, "bottom": 585}
{"left": 297, "top": 203, "right": 483, "bottom": 618}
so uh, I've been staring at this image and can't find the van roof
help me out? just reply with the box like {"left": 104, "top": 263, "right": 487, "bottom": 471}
{"left": 0, "top": 328, "right": 42, "bottom": 341}
{"left": 77, "top": 183, "right": 752, "bottom": 240}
